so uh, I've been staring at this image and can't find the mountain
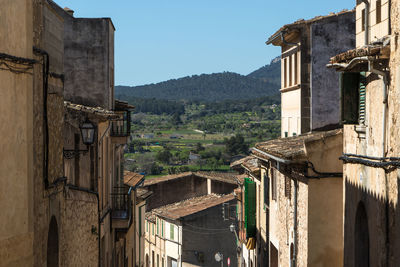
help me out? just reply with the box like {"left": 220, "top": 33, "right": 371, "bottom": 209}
{"left": 247, "top": 56, "right": 281, "bottom": 85}
{"left": 115, "top": 57, "right": 281, "bottom": 102}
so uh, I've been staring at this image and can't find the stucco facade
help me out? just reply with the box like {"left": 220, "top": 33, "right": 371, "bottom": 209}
{"left": 328, "top": 1, "right": 400, "bottom": 266}
{"left": 267, "top": 11, "right": 355, "bottom": 137}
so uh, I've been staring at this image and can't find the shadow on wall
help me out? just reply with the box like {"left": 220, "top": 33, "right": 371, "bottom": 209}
{"left": 343, "top": 176, "right": 400, "bottom": 267}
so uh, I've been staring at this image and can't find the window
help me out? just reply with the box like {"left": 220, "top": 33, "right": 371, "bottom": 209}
{"left": 170, "top": 224, "right": 174, "bottom": 240}
{"left": 152, "top": 224, "right": 154, "bottom": 236}
{"left": 161, "top": 220, "right": 164, "bottom": 237}
{"left": 152, "top": 251, "right": 155, "bottom": 267}
{"left": 359, "top": 72, "right": 367, "bottom": 125}
{"left": 376, "top": 0, "right": 381, "bottom": 24}
{"left": 162, "top": 257, "right": 164, "bottom": 267}
{"left": 284, "top": 132, "right": 288, "bottom": 138}
{"left": 271, "top": 169, "right": 277, "bottom": 201}
{"left": 157, "top": 219, "right": 159, "bottom": 235}
{"left": 263, "top": 172, "right": 269, "bottom": 207}
{"left": 294, "top": 52, "right": 298, "bottom": 85}
{"left": 289, "top": 55, "right": 293, "bottom": 87}
{"left": 146, "top": 222, "right": 148, "bottom": 232}
{"left": 157, "top": 254, "right": 159, "bottom": 267}
{"left": 284, "top": 176, "right": 291, "bottom": 199}
{"left": 284, "top": 58, "right": 287, "bottom": 88}
{"left": 340, "top": 72, "right": 367, "bottom": 125}
{"left": 362, "top": 9, "right": 366, "bottom": 31}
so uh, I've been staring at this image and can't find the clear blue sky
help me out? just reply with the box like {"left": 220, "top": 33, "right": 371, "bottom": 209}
{"left": 55, "top": 0, "right": 355, "bottom": 86}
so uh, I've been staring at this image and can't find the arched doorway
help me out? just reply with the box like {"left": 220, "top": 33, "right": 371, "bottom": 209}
{"left": 47, "top": 216, "right": 59, "bottom": 267}
{"left": 354, "top": 201, "right": 369, "bottom": 267}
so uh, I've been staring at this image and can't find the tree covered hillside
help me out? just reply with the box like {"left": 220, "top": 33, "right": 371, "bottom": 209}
{"left": 116, "top": 57, "right": 281, "bottom": 102}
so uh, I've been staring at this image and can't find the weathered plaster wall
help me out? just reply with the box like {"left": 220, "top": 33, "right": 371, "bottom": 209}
{"left": 145, "top": 176, "right": 208, "bottom": 211}
{"left": 181, "top": 201, "right": 238, "bottom": 267}
{"left": 310, "top": 12, "right": 355, "bottom": 130}
{"left": 61, "top": 14, "right": 114, "bottom": 109}
{"left": 0, "top": 2, "right": 35, "bottom": 266}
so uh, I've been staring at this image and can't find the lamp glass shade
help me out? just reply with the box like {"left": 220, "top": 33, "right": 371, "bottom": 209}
{"left": 80, "top": 119, "right": 96, "bottom": 145}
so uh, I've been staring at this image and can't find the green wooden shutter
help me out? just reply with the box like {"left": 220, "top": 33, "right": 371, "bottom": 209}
{"left": 170, "top": 224, "right": 174, "bottom": 240}
{"left": 263, "top": 173, "right": 269, "bottom": 207}
{"left": 358, "top": 72, "right": 367, "bottom": 125}
{"left": 244, "top": 178, "right": 256, "bottom": 238}
{"left": 340, "top": 72, "right": 360, "bottom": 124}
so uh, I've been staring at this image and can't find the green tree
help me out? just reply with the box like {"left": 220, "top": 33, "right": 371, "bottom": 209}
{"left": 156, "top": 149, "right": 172, "bottom": 164}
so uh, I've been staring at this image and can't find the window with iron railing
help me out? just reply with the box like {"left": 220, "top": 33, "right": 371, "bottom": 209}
{"left": 111, "top": 111, "right": 131, "bottom": 137}
{"left": 111, "top": 186, "right": 131, "bottom": 220}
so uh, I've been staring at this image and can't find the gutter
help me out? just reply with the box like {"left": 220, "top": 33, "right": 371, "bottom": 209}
{"left": 251, "top": 148, "right": 294, "bottom": 165}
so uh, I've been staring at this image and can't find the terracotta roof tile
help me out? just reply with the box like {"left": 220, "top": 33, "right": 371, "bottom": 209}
{"left": 124, "top": 171, "right": 144, "bottom": 187}
{"left": 143, "top": 171, "right": 239, "bottom": 186}
{"left": 148, "top": 194, "right": 235, "bottom": 221}
{"left": 253, "top": 129, "right": 342, "bottom": 162}
{"left": 64, "top": 101, "right": 120, "bottom": 119}
{"left": 267, "top": 9, "right": 354, "bottom": 45}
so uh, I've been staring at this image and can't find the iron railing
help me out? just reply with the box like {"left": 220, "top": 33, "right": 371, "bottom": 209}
{"left": 111, "top": 187, "right": 131, "bottom": 221}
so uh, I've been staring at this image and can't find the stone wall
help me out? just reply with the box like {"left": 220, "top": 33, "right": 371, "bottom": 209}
{"left": 310, "top": 12, "right": 355, "bottom": 130}
{"left": 145, "top": 176, "right": 208, "bottom": 211}
{"left": 60, "top": 189, "right": 98, "bottom": 267}
{"left": 181, "top": 200, "right": 238, "bottom": 267}
{"left": 0, "top": 1, "right": 35, "bottom": 265}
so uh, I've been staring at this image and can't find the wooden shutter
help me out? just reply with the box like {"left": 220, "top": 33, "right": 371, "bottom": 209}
{"left": 244, "top": 178, "right": 256, "bottom": 238}
{"left": 359, "top": 72, "right": 367, "bottom": 125}
{"left": 340, "top": 72, "right": 360, "bottom": 124}
{"left": 285, "top": 176, "right": 291, "bottom": 199}
{"left": 264, "top": 172, "right": 269, "bottom": 207}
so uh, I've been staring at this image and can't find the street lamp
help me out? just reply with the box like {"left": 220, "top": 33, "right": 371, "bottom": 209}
{"left": 80, "top": 118, "right": 96, "bottom": 145}
{"left": 230, "top": 223, "right": 239, "bottom": 242}
{"left": 215, "top": 252, "right": 223, "bottom": 267}
{"left": 63, "top": 118, "right": 96, "bottom": 159}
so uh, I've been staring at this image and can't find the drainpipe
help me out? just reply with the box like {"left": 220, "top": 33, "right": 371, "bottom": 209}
{"left": 369, "top": 60, "right": 390, "bottom": 265}
{"left": 361, "top": 0, "right": 370, "bottom": 45}
{"left": 292, "top": 180, "right": 298, "bottom": 267}
{"left": 368, "top": 61, "right": 388, "bottom": 158}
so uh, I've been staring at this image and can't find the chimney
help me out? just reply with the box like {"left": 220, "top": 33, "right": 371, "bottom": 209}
{"left": 63, "top": 7, "right": 74, "bottom": 17}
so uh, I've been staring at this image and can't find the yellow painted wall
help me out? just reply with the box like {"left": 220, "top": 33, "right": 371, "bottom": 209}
{"left": 0, "top": 1, "right": 35, "bottom": 266}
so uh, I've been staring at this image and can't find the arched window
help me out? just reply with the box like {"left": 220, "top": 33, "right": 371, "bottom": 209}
{"left": 355, "top": 201, "right": 369, "bottom": 267}
{"left": 47, "top": 216, "right": 59, "bottom": 267}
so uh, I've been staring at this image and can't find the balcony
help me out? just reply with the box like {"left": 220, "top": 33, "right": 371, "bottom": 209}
{"left": 111, "top": 187, "right": 132, "bottom": 229}
{"left": 110, "top": 111, "right": 131, "bottom": 144}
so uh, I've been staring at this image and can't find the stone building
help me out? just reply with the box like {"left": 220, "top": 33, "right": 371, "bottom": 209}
{"left": 229, "top": 10, "right": 357, "bottom": 267}
{"left": 230, "top": 156, "right": 266, "bottom": 267}
{"left": 328, "top": 0, "right": 400, "bottom": 266}
{"left": 0, "top": 1, "right": 68, "bottom": 266}
{"left": 252, "top": 130, "right": 344, "bottom": 267}
{"left": 143, "top": 172, "right": 240, "bottom": 211}
{"left": 144, "top": 194, "right": 237, "bottom": 267}
{"left": 266, "top": 10, "right": 355, "bottom": 137}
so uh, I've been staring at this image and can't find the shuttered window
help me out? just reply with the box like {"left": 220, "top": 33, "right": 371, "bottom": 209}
{"left": 340, "top": 72, "right": 365, "bottom": 124}
{"left": 170, "top": 224, "right": 174, "bottom": 240}
{"left": 271, "top": 169, "right": 277, "bottom": 201}
{"left": 359, "top": 72, "right": 367, "bottom": 125}
{"left": 263, "top": 172, "right": 269, "bottom": 207}
{"left": 376, "top": 0, "right": 382, "bottom": 24}
{"left": 244, "top": 178, "right": 256, "bottom": 238}
{"left": 284, "top": 176, "right": 291, "bottom": 199}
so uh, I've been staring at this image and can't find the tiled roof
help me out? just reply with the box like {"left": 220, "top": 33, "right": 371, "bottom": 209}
{"left": 143, "top": 171, "right": 239, "bottom": 186}
{"left": 328, "top": 38, "right": 390, "bottom": 67}
{"left": 253, "top": 129, "right": 342, "bottom": 162}
{"left": 124, "top": 171, "right": 144, "bottom": 187}
{"left": 267, "top": 9, "right": 354, "bottom": 45}
{"left": 149, "top": 194, "right": 235, "bottom": 221}
{"left": 64, "top": 101, "right": 120, "bottom": 119}
{"left": 136, "top": 187, "right": 152, "bottom": 200}
{"left": 115, "top": 99, "right": 135, "bottom": 111}
{"left": 230, "top": 156, "right": 259, "bottom": 173}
